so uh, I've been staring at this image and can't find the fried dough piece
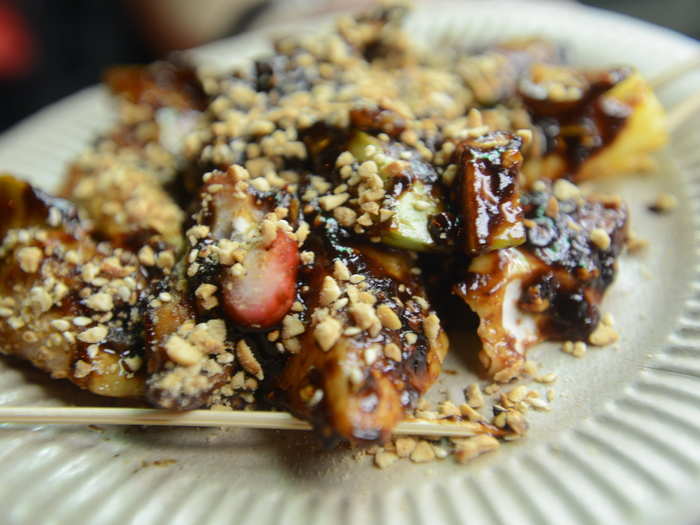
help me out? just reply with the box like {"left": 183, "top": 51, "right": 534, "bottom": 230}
{"left": 144, "top": 270, "right": 237, "bottom": 410}
{"left": 104, "top": 61, "right": 207, "bottom": 114}
{"left": 276, "top": 220, "right": 448, "bottom": 444}
{"left": 455, "top": 183, "right": 627, "bottom": 381}
{"left": 143, "top": 164, "right": 299, "bottom": 408}
{"left": 0, "top": 175, "right": 146, "bottom": 397}
{"left": 455, "top": 38, "right": 563, "bottom": 106}
{"left": 60, "top": 62, "right": 206, "bottom": 248}
{"left": 63, "top": 158, "right": 186, "bottom": 249}
{"left": 454, "top": 131, "right": 526, "bottom": 255}
{"left": 303, "top": 119, "right": 448, "bottom": 252}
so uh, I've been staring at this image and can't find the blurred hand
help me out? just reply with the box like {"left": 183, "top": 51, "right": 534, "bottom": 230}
{"left": 0, "top": 1, "right": 35, "bottom": 79}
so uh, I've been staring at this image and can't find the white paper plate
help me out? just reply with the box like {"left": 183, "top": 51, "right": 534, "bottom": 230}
{"left": 2, "top": 2, "right": 700, "bottom": 524}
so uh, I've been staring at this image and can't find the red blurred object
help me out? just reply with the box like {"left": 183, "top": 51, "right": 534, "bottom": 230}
{"left": 0, "top": 1, "right": 35, "bottom": 79}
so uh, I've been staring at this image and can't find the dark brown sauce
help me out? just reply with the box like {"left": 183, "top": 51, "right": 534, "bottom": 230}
{"left": 519, "top": 188, "right": 627, "bottom": 341}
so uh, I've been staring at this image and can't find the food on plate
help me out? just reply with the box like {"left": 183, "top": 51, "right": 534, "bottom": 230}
{"left": 0, "top": 176, "right": 146, "bottom": 397}
{"left": 456, "top": 182, "right": 627, "bottom": 381}
{"left": 0, "top": 3, "right": 667, "bottom": 448}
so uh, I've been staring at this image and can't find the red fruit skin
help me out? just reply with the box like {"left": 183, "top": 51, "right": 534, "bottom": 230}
{"left": 222, "top": 230, "right": 299, "bottom": 330}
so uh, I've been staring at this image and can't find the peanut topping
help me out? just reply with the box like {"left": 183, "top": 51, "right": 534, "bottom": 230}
{"left": 165, "top": 335, "right": 201, "bottom": 367}
{"left": 349, "top": 303, "right": 381, "bottom": 336}
{"left": 77, "top": 325, "right": 108, "bottom": 344}
{"left": 589, "top": 228, "right": 611, "bottom": 250}
{"left": 410, "top": 440, "right": 436, "bottom": 463}
{"left": 383, "top": 342, "right": 402, "bottom": 362}
{"left": 319, "top": 276, "right": 342, "bottom": 306}
{"left": 236, "top": 340, "right": 263, "bottom": 380}
{"left": 282, "top": 314, "right": 305, "bottom": 339}
{"left": 376, "top": 304, "right": 402, "bottom": 330}
{"left": 85, "top": 293, "right": 113, "bottom": 312}
{"left": 314, "top": 317, "right": 342, "bottom": 351}
{"left": 454, "top": 435, "right": 500, "bottom": 463}
{"left": 319, "top": 193, "right": 350, "bottom": 211}
{"left": 16, "top": 247, "right": 42, "bottom": 273}
{"left": 195, "top": 283, "right": 219, "bottom": 310}
{"left": 423, "top": 313, "right": 441, "bottom": 343}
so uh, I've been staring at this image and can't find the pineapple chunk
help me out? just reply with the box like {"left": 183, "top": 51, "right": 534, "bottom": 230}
{"left": 575, "top": 72, "right": 667, "bottom": 180}
{"left": 523, "top": 71, "right": 667, "bottom": 183}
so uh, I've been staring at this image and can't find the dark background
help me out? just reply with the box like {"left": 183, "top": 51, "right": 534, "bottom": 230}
{"left": 0, "top": 0, "right": 697, "bottom": 133}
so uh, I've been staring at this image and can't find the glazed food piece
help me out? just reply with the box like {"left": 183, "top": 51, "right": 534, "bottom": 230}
{"left": 520, "top": 65, "right": 667, "bottom": 183}
{"left": 144, "top": 270, "right": 238, "bottom": 410}
{"left": 303, "top": 116, "right": 447, "bottom": 252}
{"left": 60, "top": 61, "right": 207, "bottom": 248}
{"left": 143, "top": 164, "right": 301, "bottom": 408}
{"left": 454, "top": 38, "right": 564, "bottom": 106}
{"left": 186, "top": 166, "right": 301, "bottom": 330}
{"left": 104, "top": 61, "right": 207, "bottom": 114}
{"left": 455, "top": 180, "right": 627, "bottom": 381}
{"left": 0, "top": 175, "right": 146, "bottom": 397}
{"left": 454, "top": 130, "right": 526, "bottom": 255}
{"left": 275, "top": 219, "right": 448, "bottom": 444}
{"left": 62, "top": 158, "right": 186, "bottom": 249}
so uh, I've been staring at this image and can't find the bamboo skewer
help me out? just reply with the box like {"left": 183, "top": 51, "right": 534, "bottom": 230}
{"left": 0, "top": 406, "right": 488, "bottom": 437}
{"left": 666, "top": 90, "right": 700, "bottom": 133}
{"left": 649, "top": 55, "right": 700, "bottom": 90}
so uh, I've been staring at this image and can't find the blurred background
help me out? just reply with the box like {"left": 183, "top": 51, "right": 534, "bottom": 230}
{"left": 0, "top": 0, "right": 697, "bottom": 132}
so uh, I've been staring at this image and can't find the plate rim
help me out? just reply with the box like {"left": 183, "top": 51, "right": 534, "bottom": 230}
{"left": 1, "top": 2, "right": 700, "bottom": 524}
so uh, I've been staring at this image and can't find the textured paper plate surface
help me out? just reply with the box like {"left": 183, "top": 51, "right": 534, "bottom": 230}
{"left": 2, "top": 2, "right": 700, "bottom": 524}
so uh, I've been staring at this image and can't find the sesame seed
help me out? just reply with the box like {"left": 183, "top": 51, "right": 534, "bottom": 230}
{"left": 650, "top": 192, "right": 678, "bottom": 213}
{"left": 423, "top": 314, "right": 441, "bottom": 343}
{"left": 535, "top": 373, "right": 558, "bottom": 384}
{"left": 343, "top": 326, "right": 361, "bottom": 336}
{"left": 364, "top": 344, "right": 381, "bottom": 365}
